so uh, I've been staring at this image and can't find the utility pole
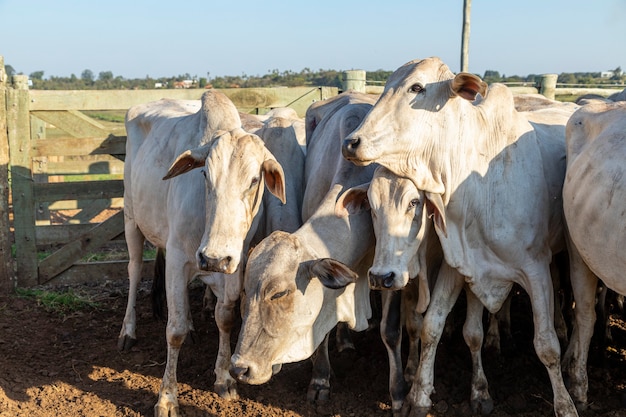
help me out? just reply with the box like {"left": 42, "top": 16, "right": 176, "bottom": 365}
{"left": 461, "top": 0, "right": 471, "bottom": 72}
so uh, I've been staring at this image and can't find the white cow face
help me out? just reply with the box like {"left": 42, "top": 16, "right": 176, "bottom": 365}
{"left": 230, "top": 231, "right": 358, "bottom": 385}
{"left": 163, "top": 128, "right": 286, "bottom": 274}
{"left": 341, "top": 56, "right": 487, "bottom": 195}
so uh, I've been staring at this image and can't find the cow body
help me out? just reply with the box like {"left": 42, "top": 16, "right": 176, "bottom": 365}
{"left": 561, "top": 101, "right": 626, "bottom": 407}
{"left": 230, "top": 92, "right": 377, "bottom": 403}
{"left": 342, "top": 57, "right": 578, "bottom": 417}
{"left": 122, "top": 91, "right": 296, "bottom": 416}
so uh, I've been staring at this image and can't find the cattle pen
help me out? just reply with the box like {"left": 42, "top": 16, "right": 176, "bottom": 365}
{"left": 0, "top": 55, "right": 624, "bottom": 292}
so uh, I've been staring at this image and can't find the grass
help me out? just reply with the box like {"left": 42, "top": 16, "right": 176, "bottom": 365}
{"left": 15, "top": 287, "right": 99, "bottom": 314}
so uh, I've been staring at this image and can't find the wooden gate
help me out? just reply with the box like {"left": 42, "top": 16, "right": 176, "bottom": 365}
{"left": 0, "top": 67, "right": 337, "bottom": 288}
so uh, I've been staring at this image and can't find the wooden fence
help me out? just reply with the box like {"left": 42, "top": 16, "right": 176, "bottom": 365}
{"left": 0, "top": 55, "right": 338, "bottom": 290}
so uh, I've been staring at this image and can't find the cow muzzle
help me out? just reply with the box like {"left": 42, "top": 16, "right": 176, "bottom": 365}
{"left": 368, "top": 271, "right": 398, "bottom": 290}
{"left": 197, "top": 252, "right": 236, "bottom": 274}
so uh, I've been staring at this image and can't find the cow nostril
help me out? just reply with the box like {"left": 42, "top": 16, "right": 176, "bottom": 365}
{"left": 218, "top": 256, "right": 232, "bottom": 271}
{"left": 230, "top": 365, "right": 249, "bottom": 381}
{"left": 369, "top": 271, "right": 395, "bottom": 289}
{"left": 382, "top": 272, "right": 395, "bottom": 288}
{"left": 198, "top": 253, "right": 208, "bottom": 270}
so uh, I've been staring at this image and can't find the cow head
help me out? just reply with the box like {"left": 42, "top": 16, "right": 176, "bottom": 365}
{"left": 163, "top": 128, "right": 286, "bottom": 274}
{"left": 230, "top": 231, "right": 362, "bottom": 385}
{"left": 341, "top": 56, "right": 487, "bottom": 196}
{"left": 336, "top": 167, "right": 443, "bottom": 312}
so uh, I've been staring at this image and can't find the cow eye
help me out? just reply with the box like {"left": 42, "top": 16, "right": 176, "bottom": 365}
{"left": 409, "top": 84, "right": 424, "bottom": 94}
{"left": 408, "top": 198, "right": 421, "bottom": 212}
{"left": 250, "top": 176, "right": 260, "bottom": 189}
{"left": 270, "top": 289, "right": 290, "bottom": 301}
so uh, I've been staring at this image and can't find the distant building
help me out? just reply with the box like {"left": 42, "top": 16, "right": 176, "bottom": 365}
{"left": 174, "top": 79, "right": 196, "bottom": 89}
{"left": 154, "top": 82, "right": 163, "bottom": 88}
{"left": 601, "top": 71, "right": 615, "bottom": 78}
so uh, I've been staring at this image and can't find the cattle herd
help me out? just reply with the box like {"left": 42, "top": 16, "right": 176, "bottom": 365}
{"left": 118, "top": 56, "right": 626, "bottom": 417}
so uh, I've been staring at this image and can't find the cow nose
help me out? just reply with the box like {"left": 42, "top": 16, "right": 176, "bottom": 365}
{"left": 198, "top": 253, "right": 233, "bottom": 273}
{"left": 369, "top": 271, "right": 395, "bottom": 289}
{"left": 342, "top": 136, "right": 360, "bottom": 158}
{"left": 230, "top": 365, "right": 249, "bottom": 381}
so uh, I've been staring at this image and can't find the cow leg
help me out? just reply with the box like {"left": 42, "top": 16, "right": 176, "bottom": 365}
{"left": 335, "top": 322, "right": 355, "bottom": 352}
{"left": 154, "top": 250, "right": 191, "bottom": 417}
{"left": 551, "top": 260, "right": 569, "bottom": 348}
{"left": 522, "top": 261, "right": 578, "bottom": 417}
{"left": 380, "top": 290, "right": 408, "bottom": 416}
{"left": 464, "top": 290, "right": 493, "bottom": 415}
{"left": 485, "top": 294, "right": 513, "bottom": 355}
{"left": 118, "top": 215, "right": 145, "bottom": 351}
{"left": 403, "top": 280, "right": 422, "bottom": 384}
{"left": 403, "top": 262, "right": 464, "bottom": 417}
{"left": 213, "top": 272, "right": 240, "bottom": 400}
{"left": 308, "top": 333, "right": 331, "bottom": 402}
{"left": 562, "top": 242, "right": 598, "bottom": 408}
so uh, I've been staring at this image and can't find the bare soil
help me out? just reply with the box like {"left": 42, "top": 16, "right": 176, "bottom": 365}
{"left": 1, "top": 278, "right": 626, "bottom": 417}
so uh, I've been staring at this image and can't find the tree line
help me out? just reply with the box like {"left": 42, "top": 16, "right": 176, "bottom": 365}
{"left": 3, "top": 63, "right": 624, "bottom": 90}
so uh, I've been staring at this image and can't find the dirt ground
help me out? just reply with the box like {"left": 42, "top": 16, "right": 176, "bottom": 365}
{"left": 1, "top": 278, "right": 626, "bottom": 417}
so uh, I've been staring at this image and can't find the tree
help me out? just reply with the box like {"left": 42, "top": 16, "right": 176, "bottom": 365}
{"left": 4, "top": 64, "right": 16, "bottom": 77}
{"left": 98, "top": 71, "right": 113, "bottom": 81}
{"left": 29, "top": 71, "right": 44, "bottom": 80}
{"left": 81, "top": 69, "right": 94, "bottom": 82}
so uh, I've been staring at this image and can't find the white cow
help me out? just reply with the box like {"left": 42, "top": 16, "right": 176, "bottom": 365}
{"left": 230, "top": 92, "right": 379, "bottom": 403}
{"left": 561, "top": 101, "right": 626, "bottom": 407}
{"left": 341, "top": 57, "right": 578, "bottom": 417}
{"left": 122, "top": 91, "right": 299, "bottom": 417}
{"left": 338, "top": 166, "right": 500, "bottom": 414}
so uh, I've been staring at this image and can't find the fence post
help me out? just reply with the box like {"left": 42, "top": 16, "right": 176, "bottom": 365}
{"left": 0, "top": 56, "right": 16, "bottom": 292}
{"left": 6, "top": 74, "right": 38, "bottom": 287}
{"left": 539, "top": 74, "right": 558, "bottom": 100}
{"left": 343, "top": 70, "right": 366, "bottom": 93}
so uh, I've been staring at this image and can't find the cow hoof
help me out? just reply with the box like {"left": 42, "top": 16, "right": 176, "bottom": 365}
{"left": 117, "top": 335, "right": 137, "bottom": 352}
{"left": 307, "top": 384, "right": 330, "bottom": 403}
{"left": 471, "top": 398, "right": 494, "bottom": 416}
{"left": 215, "top": 382, "right": 238, "bottom": 400}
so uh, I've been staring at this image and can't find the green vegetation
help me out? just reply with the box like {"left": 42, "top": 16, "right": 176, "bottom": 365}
{"left": 3, "top": 64, "right": 625, "bottom": 90}
{"left": 15, "top": 287, "right": 99, "bottom": 314}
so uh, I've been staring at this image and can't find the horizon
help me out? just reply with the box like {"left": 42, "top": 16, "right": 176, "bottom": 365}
{"left": 1, "top": 0, "right": 624, "bottom": 80}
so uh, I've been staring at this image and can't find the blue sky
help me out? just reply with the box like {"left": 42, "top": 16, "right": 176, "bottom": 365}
{"left": 1, "top": 0, "right": 624, "bottom": 80}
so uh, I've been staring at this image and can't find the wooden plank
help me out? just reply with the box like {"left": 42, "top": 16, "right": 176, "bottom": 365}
{"left": 36, "top": 223, "right": 124, "bottom": 246}
{"left": 38, "top": 210, "right": 125, "bottom": 283}
{"left": 31, "top": 110, "right": 110, "bottom": 137}
{"left": 7, "top": 75, "right": 39, "bottom": 286}
{"left": 47, "top": 197, "right": 123, "bottom": 210}
{"left": 0, "top": 56, "right": 16, "bottom": 291}
{"left": 32, "top": 135, "right": 127, "bottom": 157}
{"left": 32, "top": 156, "right": 124, "bottom": 175}
{"left": 28, "top": 87, "right": 339, "bottom": 117}
{"left": 34, "top": 180, "right": 124, "bottom": 203}
{"left": 48, "top": 259, "right": 155, "bottom": 286}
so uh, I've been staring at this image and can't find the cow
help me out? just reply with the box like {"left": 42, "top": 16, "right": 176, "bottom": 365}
{"left": 121, "top": 91, "right": 303, "bottom": 417}
{"left": 341, "top": 57, "right": 578, "bottom": 417}
{"left": 230, "top": 91, "right": 381, "bottom": 405}
{"left": 561, "top": 101, "right": 626, "bottom": 408}
{"left": 337, "top": 166, "right": 503, "bottom": 413}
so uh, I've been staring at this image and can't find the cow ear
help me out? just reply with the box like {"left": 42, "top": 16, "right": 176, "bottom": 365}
{"left": 425, "top": 192, "right": 447, "bottom": 238}
{"left": 451, "top": 73, "right": 488, "bottom": 101}
{"left": 307, "top": 258, "right": 358, "bottom": 289}
{"left": 335, "top": 183, "right": 371, "bottom": 217}
{"left": 262, "top": 159, "right": 286, "bottom": 204}
{"left": 162, "top": 144, "right": 212, "bottom": 180}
